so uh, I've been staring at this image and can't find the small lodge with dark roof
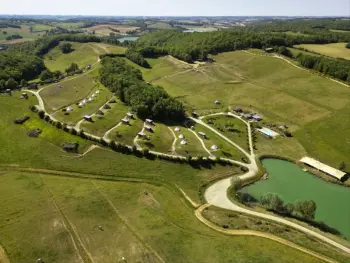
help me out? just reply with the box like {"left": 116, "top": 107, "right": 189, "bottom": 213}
{"left": 28, "top": 83, "right": 38, "bottom": 90}
{"left": 144, "top": 125, "right": 153, "bottom": 132}
{"left": 234, "top": 107, "right": 243, "bottom": 113}
{"left": 103, "top": 104, "right": 111, "bottom": 110}
{"left": 121, "top": 118, "right": 130, "bottom": 124}
{"left": 14, "top": 116, "right": 30, "bottom": 124}
{"left": 84, "top": 115, "right": 93, "bottom": 122}
{"left": 264, "top": 47, "right": 274, "bottom": 53}
{"left": 126, "top": 112, "right": 134, "bottom": 119}
{"left": 97, "top": 110, "right": 104, "bottom": 116}
{"left": 252, "top": 114, "right": 262, "bottom": 121}
{"left": 62, "top": 142, "right": 79, "bottom": 153}
{"left": 145, "top": 119, "right": 153, "bottom": 125}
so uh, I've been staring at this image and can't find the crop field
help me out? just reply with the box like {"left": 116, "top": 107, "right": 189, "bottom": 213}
{"left": 88, "top": 42, "right": 127, "bottom": 54}
{"left": 44, "top": 42, "right": 99, "bottom": 72}
{"left": 147, "top": 22, "right": 174, "bottom": 29}
{"left": 287, "top": 47, "right": 322, "bottom": 58}
{"left": 52, "top": 22, "right": 85, "bottom": 30}
{"left": 40, "top": 74, "right": 97, "bottom": 112}
{"left": 79, "top": 99, "right": 129, "bottom": 137}
{"left": 31, "top": 23, "right": 53, "bottom": 31}
{"left": 52, "top": 85, "right": 112, "bottom": 125}
{"left": 86, "top": 24, "right": 139, "bottom": 36}
{"left": 295, "top": 43, "right": 350, "bottom": 60}
{"left": 138, "top": 123, "right": 174, "bottom": 153}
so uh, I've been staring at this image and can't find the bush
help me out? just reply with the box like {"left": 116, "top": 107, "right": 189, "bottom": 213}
{"left": 55, "top": 121, "right": 62, "bottom": 129}
{"left": 44, "top": 115, "right": 51, "bottom": 122}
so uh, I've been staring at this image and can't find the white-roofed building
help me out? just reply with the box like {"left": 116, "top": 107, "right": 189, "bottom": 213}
{"left": 300, "top": 157, "right": 347, "bottom": 181}
{"left": 66, "top": 106, "right": 73, "bottom": 112}
{"left": 211, "top": 145, "right": 219, "bottom": 150}
{"left": 180, "top": 140, "right": 187, "bottom": 145}
{"left": 95, "top": 90, "right": 100, "bottom": 94}
{"left": 179, "top": 134, "right": 184, "bottom": 139}
{"left": 257, "top": 127, "right": 279, "bottom": 139}
{"left": 174, "top": 127, "right": 180, "bottom": 132}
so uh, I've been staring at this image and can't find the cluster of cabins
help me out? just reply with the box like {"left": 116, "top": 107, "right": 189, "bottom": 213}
{"left": 137, "top": 119, "right": 154, "bottom": 137}
{"left": 234, "top": 107, "right": 263, "bottom": 122}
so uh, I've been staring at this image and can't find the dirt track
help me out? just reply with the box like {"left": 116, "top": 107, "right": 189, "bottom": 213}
{"left": 0, "top": 245, "right": 10, "bottom": 263}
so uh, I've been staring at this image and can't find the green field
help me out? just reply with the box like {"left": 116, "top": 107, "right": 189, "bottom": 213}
{"left": 288, "top": 47, "right": 322, "bottom": 58}
{"left": 52, "top": 84, "right": 112, "bottom": 125}
{"left": 110, "top": 117, "right": 145, "bottom": 146}
{"left": 138, "top": 123, "right": 174, "bottom": 153}
{"left": 80, "top": 99, "right": 129, "bottom": 137}
{"left": 44, "top": 42, "right": 99, "bottom": 72}
{"left": 31, "top": 23, "right": 53, "bottom": 32}
{"left": 0, "top": 25, "right": 42, "bottom": 43}
{"left": 40, "top": 74, "right": 97, "bottom": 112}
{"left": 147, "top": 22, "right": 174, "bottom": 29}
{"left": 295, "top": 43, "right": 350, "bottom": 60}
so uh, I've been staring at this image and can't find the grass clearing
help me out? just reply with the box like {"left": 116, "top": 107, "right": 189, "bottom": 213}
{"left": 52, "top": 84, "right": 112, "bottom": 125}
{"left": 171, "top": 126, "right": 209, "bottom": 157}
{"left": 203, "top": 115, "right": 250, "bottom": 152}
{"left": 192, "top": 123, "right": 247, "bottom": 161}
{"left": 86, "top": 24, "right": 139, "bottom": 36}
{"left": 88, "top": 42, "right": 127, "bottom": 54}
{"left": 80, "top": 99, "right": 130, "bottom": 137}
{"left": 40, "top": 74, "right": 97, "bottom": 112}
{"left": 295, "top": 43, "right": 350, "bottom": 60}
{"left": 147, "top": 22, "right": 174, "bottom": 29}
{"left": 44, "top": 42, "right": 99, "bottom": 72}
{"left": 110, "top": 117, "right": 144, "bottom": 146}
{"left": 138, "top": 123, "right": 174, "bottom": 153}
{"left": 0, "top": 25, "right": 41, "bottom": 42}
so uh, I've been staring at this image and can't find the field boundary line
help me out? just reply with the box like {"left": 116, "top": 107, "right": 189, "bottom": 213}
{"left": 91, "top": 181, "right": 166, "bottom": 263}
{"left": 39, "top": 175, "right": 94, "bottom": 263}
{"left": 195, "top": 204, "right": 338, "bottom": 263}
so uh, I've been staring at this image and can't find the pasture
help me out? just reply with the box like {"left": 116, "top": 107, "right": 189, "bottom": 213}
{"left": 110, "top": 118, "right": 145, "bottom": 146}
{"left": 40, "top": 74, "right": 97, "bottom": 112}
{"left": 147, "top": 50, "right": 350, "bottom": 167}
{"left": 295, "top": 43, "right": 350, "bottom": 60}
{"left": 44, "top": 42, "right": 99, "bottom": 72}
{"left": 0, "top": 171, "right": 329, "bottom": 263}
{"left": 86, "top": 24, "right": 139, "bottom": 36}
{"left": 0, "top": 25, "right": 41, "bottom": 43}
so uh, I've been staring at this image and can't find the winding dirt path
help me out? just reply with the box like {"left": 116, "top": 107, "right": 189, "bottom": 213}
{"left": 187, "top": 128, "right": 213, "bottom": 157}
{"left": 168, "top": 127, "right": 178, "bottom": 155}
{"left": 0, "top": 245, "right": 10, "bottom": 263}
{"left": 195, "top": 204, "right": 338, "bottom": 263}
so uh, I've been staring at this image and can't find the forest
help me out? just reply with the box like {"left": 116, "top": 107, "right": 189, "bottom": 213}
{"left": 99, "top": 57, "right": 185, "bottom": 121}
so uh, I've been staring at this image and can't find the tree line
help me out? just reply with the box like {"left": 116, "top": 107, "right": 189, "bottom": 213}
{"left": 125, "top": 49, "right": 150, "bottom": 68}
{"left": 99, "top": 57, "right": 185, "bottom": 122}
{"left": 134, "top": 29, "right": 350, "bottom": 63}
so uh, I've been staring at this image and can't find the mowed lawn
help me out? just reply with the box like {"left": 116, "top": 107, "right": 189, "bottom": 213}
{"left": 44, "top": 42, "right": 99, "bottom": 72}
{"left": 138, "top": 122, "right": 174, "bottom": 153}
{"left": 295, "top": 43, "right": 350, "bottom": 60}
{"left": 110, "top": 117, "right": 144, "bottom": 146}
{"left": 52, "top": 85, "right": 112, "bottom": 125}
{"left": 80, "top": 99, "right": 129, "bottom": 137}
{"left": 171, "top": 126, "right": 209, "bottom": 157}
{"left": 203, "top": 115, "right": 250, "bottom": 152}
{"left": 0, "top": 172, "right": 327, "bottom": 263}
{"left": 88, "top": 42, "right": 127, "bottom": 55}
{"left": 40, "top": 74, "right": 97, "bottom": 112}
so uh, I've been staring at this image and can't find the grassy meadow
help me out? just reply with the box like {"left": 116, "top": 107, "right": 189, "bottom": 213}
{"left": 110, "top": 117, "right": 145, "bottom": 145}
{"left": 40, "top": 74, "right": 97, "bottom": 112}
{"left": 295, "top": 43, "right": 350, "bottom": 60}
{"left": 44, "top": 42, "right": 99, "bottom": 72}
{"left": 138, "top": 123, "right": 174, "bottom": 153}
{"left": 0, "top": 25, "right": 42, "bottom": 43}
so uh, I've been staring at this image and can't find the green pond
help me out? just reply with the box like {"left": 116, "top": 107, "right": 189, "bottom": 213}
{"left": 241, "top": 159, "right": 350, "bottom": 240}
{"left": 117, "top": 36, "right": 139, "bottom": 43}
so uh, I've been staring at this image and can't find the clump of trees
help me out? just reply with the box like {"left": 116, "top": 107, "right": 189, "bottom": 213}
{"left": 59, "top": 42, "right": 74, "bottom": 54}
{"left": 260, "top": 193, "right": 317, "bottom": 220}
{"left": 125, "top": 49, "right": 150, "bottom": 68}
{"left": 99, "top": 57, "right": 185, "bottom": 121}
{"left": 65, "top": 63, "right": 80, "bottom": 74}
{"left": 296, "top": 53, "right": 350, "bottom": 81}
{"left": 5, "top": 34, "right": 23, "bottom": 41}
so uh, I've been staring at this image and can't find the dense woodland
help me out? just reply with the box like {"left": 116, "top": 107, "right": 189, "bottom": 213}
{"left": 99, "top": 57, "right": 185, "bottom": 121}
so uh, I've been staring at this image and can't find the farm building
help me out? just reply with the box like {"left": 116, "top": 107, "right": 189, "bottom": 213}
{"left": 300, "top": 157, "right": 347, "bottom": 181}
{"left": 257, "top": 127, "right": 279, "bottom": 139}
{"left": 252, "top": 114, "right": 262, "bottom": 121}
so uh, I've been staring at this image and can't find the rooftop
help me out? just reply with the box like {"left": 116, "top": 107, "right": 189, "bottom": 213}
{"left": 300, "top": 157, "right": 347, "bottom": 180}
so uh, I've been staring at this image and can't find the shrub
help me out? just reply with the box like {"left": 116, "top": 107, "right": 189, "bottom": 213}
{"left": 38, "top": 110, "right": 45, "bottom": 119}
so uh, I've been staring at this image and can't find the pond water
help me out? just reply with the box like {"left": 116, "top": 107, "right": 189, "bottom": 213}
{"left": 117, "top": 36, "right": 139, "bottom": 43}
{"left": 241, "top": 158, "right": 350, "bottom": 240}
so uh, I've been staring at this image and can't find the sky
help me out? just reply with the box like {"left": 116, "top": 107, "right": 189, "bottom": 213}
{"left": 1, "top": 0, "right": 349, "bottom": 17}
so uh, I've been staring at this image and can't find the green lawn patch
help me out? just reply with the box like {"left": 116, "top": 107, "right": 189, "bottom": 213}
{"left": 295, "top": 43, "right": 350, "bottom": 60}
{"left": 138, "top": 122, "right": 174, "bottom": 153}
{"left": 110, "top": 117, "right": 144, "bottom": 146}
